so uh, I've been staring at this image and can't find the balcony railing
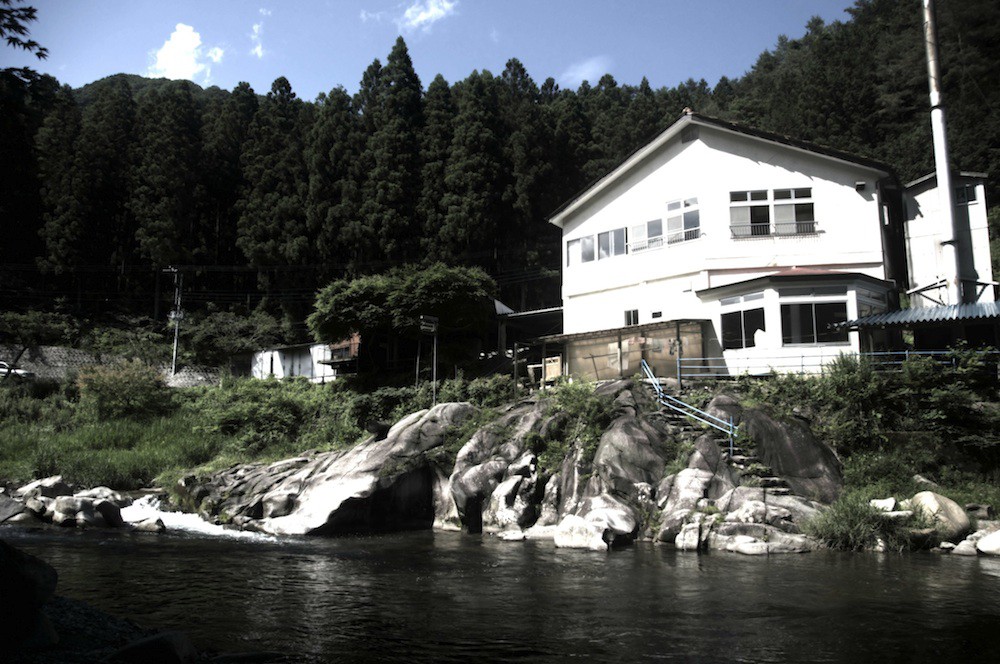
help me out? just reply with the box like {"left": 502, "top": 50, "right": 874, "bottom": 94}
{"left": 731, "top": 220, "right": 818, "bottom": 238}
{"left": 629, "top": 236, "right": 665, "bottom": 253}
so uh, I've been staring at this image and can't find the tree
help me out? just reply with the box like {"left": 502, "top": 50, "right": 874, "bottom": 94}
{"left": 0, "top": 0, "right": 48, "bottom": 84}
{"left": 418, "top": 74, "right": 455, "bottom": 260}
{"left": 130, "top": 81, "right": 203, "bottom": 267}
{"left": 0, "top": 310, "right": 77, "bottom": 377}
{"left": 237, "top": 77, "right": 311, "bottom": 292}
{"left": 305, "top": 86, "right": 362, "bottom": 277}
{"left": 357, "top": 37, "right": 424, "bottom": 266}
{"left": 36, "top": 85, "right": 82, "bottom": 274}
{"left": 439, "top": 70, "right": 505, "bottom": 271}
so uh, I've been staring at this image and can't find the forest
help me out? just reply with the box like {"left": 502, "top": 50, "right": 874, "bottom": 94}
{"left": 1, "top": 0, "right": 998, "bottom": 364}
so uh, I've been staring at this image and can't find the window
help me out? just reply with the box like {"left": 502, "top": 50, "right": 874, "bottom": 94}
{"left": 667, "top": 198, "right": 700, "bottom": 244}
{"left": 780, "top": 302, "right": 848, "bottom": 345}
{"left": 598, "top": 227, "right": 628, "bottom": 259}
{"left": 774, "top": 188, "right": 814, "bottom": 234}
{"left": 630, "top": 219, "right": 663, "bottom": 253}
{"left": 731, "top": 188, "right": 816, "bottom": 237}
{"left": 730, "top": 190, "right": 770, "bottom": 237}
{"left": 720, "top": 292, "right": 765, "bottom": 350}
{"left": 956, "top": 184, "right": 977, "bottom": 205}
{"left": 567, "top": 236, "right": 595, "bottom": 266}
{"left": 624, "top": 309, "right": 639, "bottom": 326}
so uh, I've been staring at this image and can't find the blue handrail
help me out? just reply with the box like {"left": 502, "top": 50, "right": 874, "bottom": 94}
{"left": 641, "top": 359, "right": 737, "bottom": 454}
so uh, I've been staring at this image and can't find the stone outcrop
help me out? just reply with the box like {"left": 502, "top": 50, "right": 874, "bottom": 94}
{"left": 174, "top": 402, "right": 477, "bottom": 536}
{"left": 6, "top": 479, "right": 132, "bottom": 530}
{"left": 707, "top": 396, "right": 843, "bottom": 503}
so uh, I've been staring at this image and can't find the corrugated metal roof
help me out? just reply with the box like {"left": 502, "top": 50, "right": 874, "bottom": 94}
{"left": 837, "top": 302, "right": 1000, "bottom": 329}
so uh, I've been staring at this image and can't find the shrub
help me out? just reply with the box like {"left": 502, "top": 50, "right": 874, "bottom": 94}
{"left": 77, "top": 361, "right": 174, "bottom": 421}
{"left": 804, "top": 492, "right": 918, "bottom": 552}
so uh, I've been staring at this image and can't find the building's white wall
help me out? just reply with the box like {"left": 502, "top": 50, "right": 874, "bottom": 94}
{"left": 251, "top": 345, "right": 338, "bottom": 382}
{"left": 560, "top": 126, "right": 888, "bottom": 334}
{"left": 905, "top": 177, "right": 993, "bottom": 305}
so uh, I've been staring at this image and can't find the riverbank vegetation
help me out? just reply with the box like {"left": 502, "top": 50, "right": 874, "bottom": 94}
{"left": 0, "top": 368, "right": 514, "bottom": 491}
{"left": 729, "top": 350, "right": 1000, "bottom": 548}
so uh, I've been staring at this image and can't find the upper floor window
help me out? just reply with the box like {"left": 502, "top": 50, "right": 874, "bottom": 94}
{"left": 567, "top": 236, "right": 595, "bottom": 266}
{"left": 630, "top": 219, "right": 663, "bottom": 253}
{"left": 730, "top": 190, "right": 770, "bottom": 237}
{"left": 624, "top": 309, "right": 639, "bottom": 326}
{"left": 667, "top": 198, "right": 700, "bottom": 244}
{"left": 598, "top": 227, "right": 628, "bottom": 259}
{"left": 730, "top": 188, "right": 816, "bottom": 238}
{"left": 774, "top": 188, "right": 815, "bottom": 234}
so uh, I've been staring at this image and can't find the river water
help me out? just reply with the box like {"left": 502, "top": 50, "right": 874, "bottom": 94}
{"left": 4, "top": 524, "right": 999, "bottom": 663}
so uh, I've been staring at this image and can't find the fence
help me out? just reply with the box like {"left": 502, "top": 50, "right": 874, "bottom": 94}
{"left": 678, "top": 349, "right": 1000, "bottom": 381}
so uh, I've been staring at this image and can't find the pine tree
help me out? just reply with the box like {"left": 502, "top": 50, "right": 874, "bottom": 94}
{"left": 36, "top": 84, "right": 82, "bottom": 274}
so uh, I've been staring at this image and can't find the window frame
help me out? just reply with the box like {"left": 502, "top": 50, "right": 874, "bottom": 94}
{"left": 666, "top": 198, "right": 701, "bottom": 245}
{"left": 730, "top": 188, "right": 817, "bottom": 238}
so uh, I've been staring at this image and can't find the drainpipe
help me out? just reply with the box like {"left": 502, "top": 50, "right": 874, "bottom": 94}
{"left": 923, "top": 0, "right": 962, "bottom": 305}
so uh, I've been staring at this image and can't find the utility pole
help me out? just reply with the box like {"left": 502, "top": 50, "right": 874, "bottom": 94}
{"left": 419, "top": 315, "right": 439, "bottom": 406}
{"left": 165, "top": 266, "right": 183, "bottom": 375}
{"left": 922, "top": 0, "right": 962, "bottom": 305}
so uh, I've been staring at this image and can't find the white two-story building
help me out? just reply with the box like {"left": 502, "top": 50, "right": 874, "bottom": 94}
{"left": 545, "top": 111, "right": 994, "bottom": 380}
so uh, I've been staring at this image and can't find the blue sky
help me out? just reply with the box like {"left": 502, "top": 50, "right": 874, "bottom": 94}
{"left": 2, "top": 1, "right": 859, "bottom": 99}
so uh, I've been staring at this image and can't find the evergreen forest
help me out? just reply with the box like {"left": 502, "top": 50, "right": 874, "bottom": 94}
{"left": 2, "top": 0, "right": 999, "bottom": 363}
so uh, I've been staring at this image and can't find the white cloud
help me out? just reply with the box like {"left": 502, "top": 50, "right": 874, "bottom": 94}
{"left": 259, "top": 8, "right": 271, "bottom": 16}
{"left": 250, "top": 22, "right": 264, "bottom": 59}
{"left": 397, "top": 0, "right": 457, "bottom": 32}
{"left": 147, "top": 23, "right": 224, "bottom": 84}
{"left": 490, "top": 27, "right": 500, "bottom": 44}
{"left": 360, "top": 9, "right": 387, "bottom": 23}
{"left": 559, "top": 55, "right": 613, "bottom": 88}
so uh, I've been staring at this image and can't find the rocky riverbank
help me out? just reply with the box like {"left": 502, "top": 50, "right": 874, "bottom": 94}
{"left": 3, "top": 379, "right": 997, "bottom": 555}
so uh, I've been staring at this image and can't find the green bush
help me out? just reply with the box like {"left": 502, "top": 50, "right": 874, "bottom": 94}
{"left": 804, "top": 492, "right": 920, "bottom": 552}
{"left": 77, "top": 361, "right": 174, "bottom": 421}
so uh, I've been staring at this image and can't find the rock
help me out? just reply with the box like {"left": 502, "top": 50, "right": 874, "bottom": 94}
{"left": 75, "top": 486, "right": 132, "bottom": 508}
{"left": 535, "top": 474, "right": 561, "bottom": 527}
{"left": 975, "top": 530, "right": 1000, "bottom": 556}
{"left": 953, "top": 539, "right": 979, "bottom": 556}
{"left": 966, "top": 503, "right": 994, "bottom": 520}
{"left": 870, "top": 497, "right": 897, "bottom": 512}
{"left": 51, "top": 495, "right": 123, "bottom": 529}
{"left": 580, "top": 494, "right": 638, "bottom": 546}
{"left": 675, "top": 520, "right": 710, "bottom": 551}
{"left": 554, "top": 515, "right": 607, "bottom": 551}
{"left": 938, "top": 541, "right": 956, "bottom": 552}
{"left": 913, "top": 474, "right": 940, "bottom": 489}
{"left": 0, "top": 540, "right": 59, "bottom": 657}
{"left": 132, "top": 517, "right": 166, "bottom": 533}
{"left": 25, "top": 496, "right": 53, "bottom": 521}
{"left": 910, "top": 491, "right": 971, "bottom": 542}
{"left": 106, "top": 630, "right": 199, "bottom": 664}
{"left": 656, "top": 509, "right": 694, "bottom": 543}
{"left": 0, "top": 493, "right": 26, "bottom": 523}
{"left": 497, "top": 529, "right": 526, "bottom": 541}
{"left": 183, "top": 402, "right": 477, "bottom": 536}
{"left": 16, "top": 475, "right": 72, "bottom": 500}
{"left": 706, "top": 397, "right": 843, "bottom": 503}
{"left": 715, "top": 486, "right": 824, "bottom": 528}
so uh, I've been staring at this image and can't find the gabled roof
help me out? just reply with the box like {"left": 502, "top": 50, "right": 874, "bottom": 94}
{"left": 905, "top": 170, "right": 988, "bottom": 190}
{"left": 548, "top": 112, "right": 896, "bottom": 228}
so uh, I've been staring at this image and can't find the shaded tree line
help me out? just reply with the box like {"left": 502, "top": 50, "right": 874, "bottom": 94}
{"left": 2, "top": 0, "right": 998, "bottom": 344}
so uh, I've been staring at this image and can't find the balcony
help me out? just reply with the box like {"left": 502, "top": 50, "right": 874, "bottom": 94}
{"left": 731, "top": 220, "right": 818, "bottom": 238}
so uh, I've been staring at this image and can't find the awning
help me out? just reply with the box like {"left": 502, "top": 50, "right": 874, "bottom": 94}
{"left": 834, "top": 301, "right": 1000, "bottom": 331}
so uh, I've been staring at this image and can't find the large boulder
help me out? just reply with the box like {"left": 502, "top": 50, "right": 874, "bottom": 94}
{"left": 707, "top": 397, "right": 843, "bottom": 503}
{"left": 177, "top": 402, "right": 477, "bottom": 536}
{"left": 553, "top": 515, "right": 607, "bottom": 551}
{"left": 910, "top": 491, "right": 971, "bottom": 543}
{"left": 0, "top": 493, "right": 26, "bottom": 524}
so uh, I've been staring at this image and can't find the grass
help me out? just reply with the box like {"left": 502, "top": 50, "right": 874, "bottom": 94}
{"left": 803, "top": 491, "right": 929, "bottom": 552}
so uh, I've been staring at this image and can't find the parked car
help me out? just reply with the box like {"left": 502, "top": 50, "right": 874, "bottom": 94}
{"left": 0, "top": 361, "right": 35, "bottom": 381}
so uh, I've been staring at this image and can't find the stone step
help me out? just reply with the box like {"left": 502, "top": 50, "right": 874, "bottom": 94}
{"left": 758, "top": 477, "right": 789, "bottom": 489}
{"left": 727, "top": 454, "right": 759, "bottom": 465}
{"left": 764, "top": 487, "right": 792, "bottom": 496}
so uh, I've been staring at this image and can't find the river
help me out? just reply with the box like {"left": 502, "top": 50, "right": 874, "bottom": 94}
{"left": 4, "top": 524, "right": 999, "bottom": 663}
